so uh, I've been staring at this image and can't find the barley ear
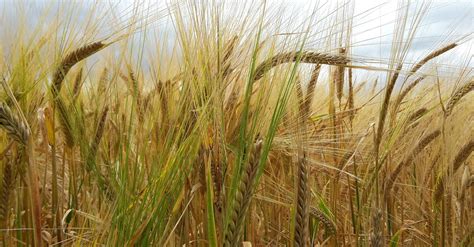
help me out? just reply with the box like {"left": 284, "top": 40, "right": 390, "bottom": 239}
{"left": 370, "top": 209, "right": 383, "bottom": 247}
{"left": 309, "top": 206, "right": 336, "bottom": 236}
{"left": 253, "top": 51, "right": 348, "bottom": 81}
{"left": 385, "top": 129, "right": 441, "bottom": 195}
{"left": 445, "top": 80, "right": 474, "bottom": 117}
{"left": 224, "top": 140, "right": 263, "bottom": 247}
{"left": 0, "top": 102, "right": 29, "bottom": 145}
{"left": 51, "top": 42, "right": 106, "bottom": 98}
{"left": 0, "top": 159, "right": 13, "bottom": 229}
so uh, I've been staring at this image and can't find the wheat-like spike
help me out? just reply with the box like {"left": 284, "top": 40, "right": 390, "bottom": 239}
{"left": 434, "top": 176, "right": 445, "bottom": 203}
{"left": 303, "top": 65, "right": 321, "bottom": 117}
{"left": 348, "top": 68, "right": 355, "bottom": 123}
{"left": 370, "top": 209, "right": 383, "bottom": 247}
{"left": 224, "top": 140, "right": 262, "bottom": 247}
{"left": 87, "top": 106, "right": 109, "bottom": 169}
{"left": 434, "top": 139, "right": 474, "bottom": 203}
{"left": 56, "top": 97, "right": 75, "bottom": 147}
{"left": 407, "top": 107, "right": 428, "bottom": 125}
{"left": 253, "top": 51, "right": 348, "bottom": 81}
{"left": 309, "top": 206, "right": 336, "bottom": 236}
{"left": 385, "top": 129, "right": 441, "bottom": 195}
{"left": 294, "top": 152, "right": 309, "bottom": 247}
{"left": 0, "top": 159, "right": 13, "bottom": 228}
{"left": 51, "top": 42, "right": 106, "bottom": 97}
{"left": 375, "top": 63, "right": 403, "bottom": 149}
{"left": 127, "top": 68, "right": 144, "bottom": 121}
{"left": 86, "top": 106, "right": 115, "bottom": 200}
{"left": 0, "top": 103, "right": 29, "bottom": 145}
{"left": 434, "top": 139, "right": 474, "bottom": 204}
{"left": 422, "top": 152, "right": 440, "bottom": 188}
{"left": 72, "top": 68, "right": 84, "bottom": 101}
{"left": 452, "top": 140, "right": 474, "bottom": 173}
{"left": 392, "top": 76, "right": 425, "bottom": 115}
{"left": 295, "top": 76, "right": 305, "bottom": 114}
{"left": 408, "top": 43, "right": 457, "bottom": 77}
{"left": 222, "top": 36, "right": 238, "bottom": 77}
{"left": 223, "top": 36, "right": 238, "bottom": 63}
{"left": 156, "top": 80, "right": 169, "bottom": 125}
{"left": 335, "top": 48, "right": 347, "bottom": 103}
{"left": 445, "top": 80, "right": 474, "bottom": 117}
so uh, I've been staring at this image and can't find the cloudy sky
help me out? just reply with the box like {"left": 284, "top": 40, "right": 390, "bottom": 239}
{"left": 0, "top": 0, "right": 472, "bottom": 73}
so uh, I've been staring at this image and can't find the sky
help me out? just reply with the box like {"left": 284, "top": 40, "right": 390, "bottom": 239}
{"left": 0, "top": 0, "right": 472, "bottom": 78}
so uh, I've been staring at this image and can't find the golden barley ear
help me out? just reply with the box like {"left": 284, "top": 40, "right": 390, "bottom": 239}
{"left": 375, "top": 63, "right": 403, "bottom": 149}
{"left": 408, "top": 43, "right": 457, "bottom": 77}
{"left": 407, "top": 107, "right": 428, "bottom": 125}
{"left": 303, "top": 64, "right": 321, "bottom": 117}
{"left": 51, "top": 42, "right": 106, "bottom": 97}
{"left": 309, "top": 206, "right": 336, "bottom": 236}
{"left": 0, "top": 159, "right": 13, "bottom": 228}
{"left": 0, "top": 102, "right": 29, "bottom": 146}
{"left": 253, "top": 51, "right": 348, "bottom": 81}
{"left": 72, "top": 68, "right": 84, "bottom": 101}
{"left": 452, "top": 140, "right": 474, "bottom": 173}
{"left": 392, "top": 76, "right": 425, "bottom": 115}
{"left": 222, "top": 35, "right": 238, "bottom": 77}
{"left": 335, "top": 48, "right": 347, "bottom": 103}
{"left": 224, "top": 140, "right": 263, "bottom": 247}
{"left": 434, "top": 139, "right": 473, "bottom": 203}
{"left": 294, "top": 152, "right": 309, "bottom": 247}
{"left": 370, "top": 209, "right": 383, "bottom": 247}
{"left": 385, "top": 129, "right": 441, "bottom": 195}
{"left": 445, "top": 80, "right": 474, "bottom": 117}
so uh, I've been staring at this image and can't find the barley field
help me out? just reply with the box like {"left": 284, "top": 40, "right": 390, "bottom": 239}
{"left": 0, "top": 0, "right": 473, "bottom": 246}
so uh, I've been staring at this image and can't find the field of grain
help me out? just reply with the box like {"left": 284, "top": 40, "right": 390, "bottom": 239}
{"left": 0, "top": 0, "right": 473, "bottom": 246}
